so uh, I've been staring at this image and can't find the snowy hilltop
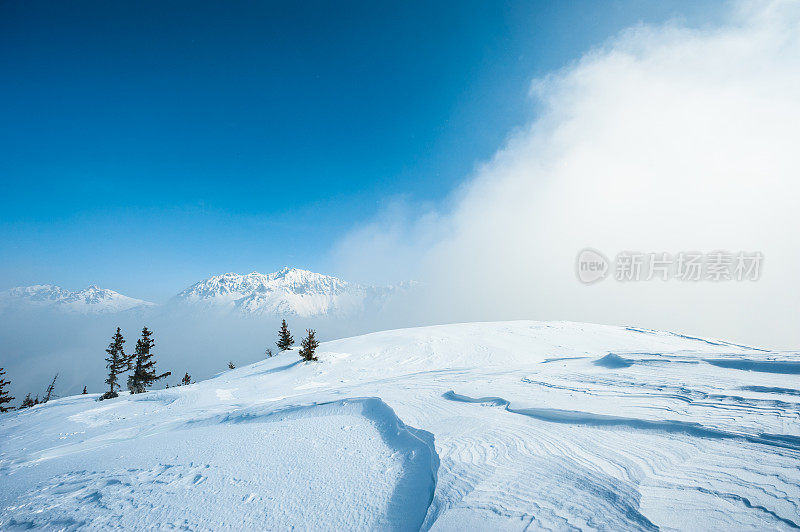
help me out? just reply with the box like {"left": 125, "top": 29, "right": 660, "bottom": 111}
{"left": 171, "top": 267, "right": 400, "bottom": 318}
{"left": 1, "top": 321, "right": 798, "bottom": 530}
{"left": 0, "top": 284, "right": 155, "bottom": 314}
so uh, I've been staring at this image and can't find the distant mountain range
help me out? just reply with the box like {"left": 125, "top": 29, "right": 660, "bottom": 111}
{"left": 0, "top": 284, "right": 155, "bottom": 314}
{"left": 0, "top": 268, "right": 408, "bottom": 318}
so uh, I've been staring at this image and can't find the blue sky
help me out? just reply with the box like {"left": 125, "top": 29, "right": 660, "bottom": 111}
{"left": 0, "top": 0, "right": 723, "bottom": 301}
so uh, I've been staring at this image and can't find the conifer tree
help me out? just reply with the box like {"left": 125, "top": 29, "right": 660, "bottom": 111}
{"left": 102, "top": 327, "right": 127, "bottom": 400}
{"left": 125, "top": 340, "right": 136, "bottom": 372}
{"left": 0, "top": 368, "right": 14, "bottom": 413}
{"left": 20, "top": 393, "right": 35, "bottom": 409}
{"left": 181, "top": 372, "right": 191, "bottom": 386}
{"left": 82, "top": 386, "right": 88, "bottom": 394}
{"left": 127, "top": 327, "right": 171, "bottom": 394}
{"left": 42, "top": 373, "right": 58, "bottom": 403}
{"left": 299, "top": 329, "right": 320, "bottom": 362}
{"left": 277, "top": 319, "right": 294, "bottom": 351}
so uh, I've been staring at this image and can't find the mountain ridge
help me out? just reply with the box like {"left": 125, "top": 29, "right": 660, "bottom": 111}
{"left": 0, "top": 284, "right": 155, "bottom": 314}
{"left": 171, "top": 267, "right": 396, "bottom": 318}
{"left": 1, "top": 268, "right": 408, "bottom": 318}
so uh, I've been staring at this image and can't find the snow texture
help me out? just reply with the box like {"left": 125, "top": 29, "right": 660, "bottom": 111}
{"left": 1, "top": 321, "right": 798, "bottom": 530}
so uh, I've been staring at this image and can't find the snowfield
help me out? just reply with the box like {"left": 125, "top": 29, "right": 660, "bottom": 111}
{"left": 1, "top": 321, "right": 798, "bottom": 530}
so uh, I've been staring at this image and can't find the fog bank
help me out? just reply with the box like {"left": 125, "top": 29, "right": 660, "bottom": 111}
{"left": 332, "top": 1, "right": 800, "bottom": 349}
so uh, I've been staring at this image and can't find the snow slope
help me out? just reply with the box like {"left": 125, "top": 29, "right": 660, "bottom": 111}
{"left": 0, "top": 284, "right": 155, "bottom": 314}
{"left": 171, "top": 267, "right": 398, "bottom": 317}
{"left": 1, "top": 321, "right": 798, "bottom": 530}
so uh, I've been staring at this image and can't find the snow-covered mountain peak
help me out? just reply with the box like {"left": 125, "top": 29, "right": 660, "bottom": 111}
{"left": 173, "top": 268, "right": 386, "bottom": 317}
{"left": 0, "top": 269, "right": 408, "bottom": 319}
{"left": 181, "top": 268, "right": 349, "bottom": 294}
{"left": 0, "top": 284, "right": 154, "bottom": 314}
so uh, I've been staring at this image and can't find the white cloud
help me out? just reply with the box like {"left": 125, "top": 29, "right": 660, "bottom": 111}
{"left": 332, "top": 1, "right": 800, "bottom": 349}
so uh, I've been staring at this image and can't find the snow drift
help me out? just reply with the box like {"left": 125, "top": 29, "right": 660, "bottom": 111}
{"left": 1, "top": 321, "right": 798, "bottom": 530}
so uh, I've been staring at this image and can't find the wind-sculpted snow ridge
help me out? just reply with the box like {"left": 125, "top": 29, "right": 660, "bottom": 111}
{"left": 0, "top": 396, "right": 437, "bottom": 530}
{"left": 594, "top": 353, "right": 634, "bottom": 368}
{"left": 1, "top": 320, "right": 799, "bottom": 530}
{"left": 443, "top": 391, "right": 800, "bottom": 453}
{"left": 186, "top": 398, "right": 440, "bottom": 530}
{"left": 0, "top": 284, "right": 154, "bottom": 314}
{"left": 704, "top": 358, "right": 800, "bottom": 374}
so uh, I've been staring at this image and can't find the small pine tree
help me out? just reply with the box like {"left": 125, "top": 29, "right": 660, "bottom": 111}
{"left": 102, "top": 327, "right": 127, "bottom": 400}
{"left": 181, "top": 372, "right": 191, "bottom": 386}
{"left": 42, "top": 373, "right": 58, "bottom": 403}
{"left": 265, "top": 348, "right": 273, "bottom": 358}
{"left": 276, "top": 319, "right": 294, "bottom": 351}
{"left": 82, "top": 386, "right": 88, "bottom": 395}
{"left": 299, "top": 329, "right": 320, "bottom": 362}
{"left": 20, "top": 393, "right": 35, "bottom": 409}
{"left": 0, "top": 368, "right": 14, "bottom": 413}
{"left": 33, "top": 395, "right": 40, "bottom": 405}
{"left": 228, "top": 361, "right": 235, "bottom": 370}
{"left": 127, "top": 327, "right": 171, "bottom": 394}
